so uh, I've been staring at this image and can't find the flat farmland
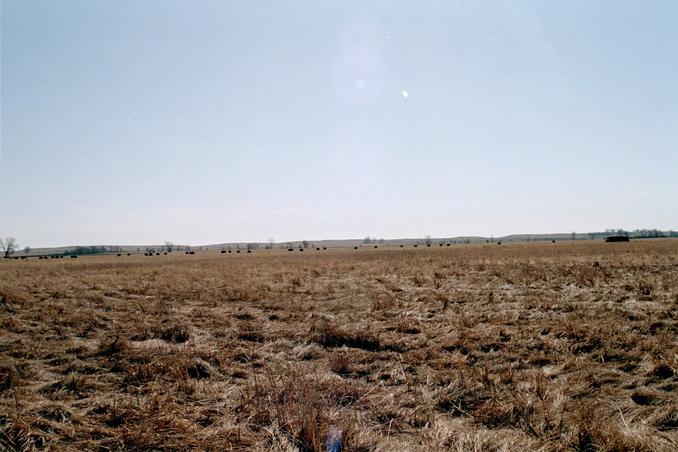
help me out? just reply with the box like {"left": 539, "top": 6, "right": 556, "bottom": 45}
{"left": 1, "top": 240, "right": 677, "bottom": 451}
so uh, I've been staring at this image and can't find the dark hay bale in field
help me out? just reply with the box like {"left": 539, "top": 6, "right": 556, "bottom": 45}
{"left": 127, "top": 253, "right": 131, "bottom": 256}
{"left": 163, "top": 252, "right": 167, "bottom": 255}
{"left": 323, "top": 247, "right": 327, "bottom": 250}
{"left": 220, "top": 250, "right": 226, "bottom": 254}
{"left": 299, "top": 248, "right": 304, "bottom": 252}
{"left": 497, "top": 241, "right": 502, "bottom": 245}
{"left": 414, "top": 244, "right": 418, "bottom": 247}
{"left": 316, "top": 248, "right": 320, "bottom": 251}
{"left": 190, "top": 251, "right": 195, "bottom": 254}
{"left": 426, "top": 244, "right": 431, "bottom": 247}
{"left": 552, "top": 240, "right": 556, "bottom": 243}
{"left": 446, "top": 243, "right": 450, "bottom": 246}
{"left": 354, "top": 246, "right": 358, "bottom": 250}
{"left": 247, "top": 250, "right": 252, "bottom": 253}
{"left": 400, "top": 245, "right": 404, "bottom": 247}
{"left": 70, "top": 255, "right": 78, "bottom": 258}
{"left": 374, "top": 246, "right": 378, "bottom": 249}
{"left": 117, "top": 254, "right": 121, "bottom": 257}
{"left": 185, "top": 251, "right": 189, "bottom": 254}
{"left": 236, "top": 250, "right": 240, "bottom": 253}
{"left": 228, "top": 250, "right": 232, "bottom": 253}
{"left": 288, "top": 248, "right": 293, "bottom": 252}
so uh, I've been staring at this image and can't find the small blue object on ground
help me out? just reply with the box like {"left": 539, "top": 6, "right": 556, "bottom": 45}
{"left": 326, "top": 426, "right": 341, "bottom": 452}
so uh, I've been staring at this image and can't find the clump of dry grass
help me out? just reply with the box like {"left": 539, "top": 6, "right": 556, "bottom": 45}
{"left": 0, "top": 363, "right": 20, "bottom": 394}
{"left": 1, "top": 417, "right": 34, "bottom": 452}
{"left": 159, "top": 324, "right": 191, "bottom": 344}
{"left": 311, "top": 320, "right": 381, "bottom": 351}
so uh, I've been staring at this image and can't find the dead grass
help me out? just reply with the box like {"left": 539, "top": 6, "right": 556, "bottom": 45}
{"left": 0, "top": 239, "right": 677, "bottom": 450}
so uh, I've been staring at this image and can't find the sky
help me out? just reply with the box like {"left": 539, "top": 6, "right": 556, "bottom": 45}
{"left": 1, "top": 1, "right": 677, "bottom": 248}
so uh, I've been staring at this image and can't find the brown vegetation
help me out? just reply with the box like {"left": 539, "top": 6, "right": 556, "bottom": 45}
{"left": 1, "top": 240, "right": 677, "bottom": 450}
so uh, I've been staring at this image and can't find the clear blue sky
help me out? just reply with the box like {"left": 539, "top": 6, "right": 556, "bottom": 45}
{"left": 1, "top": 1, "right": 677, "bottom": 248}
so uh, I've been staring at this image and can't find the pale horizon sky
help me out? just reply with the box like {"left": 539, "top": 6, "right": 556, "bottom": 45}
{"left": 2, "top": 1, "right": 677, "bottom": 248}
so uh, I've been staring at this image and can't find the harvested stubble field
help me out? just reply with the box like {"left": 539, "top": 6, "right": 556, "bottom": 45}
{"left": 1, "top": 240, "right": 677, "bottom": 451}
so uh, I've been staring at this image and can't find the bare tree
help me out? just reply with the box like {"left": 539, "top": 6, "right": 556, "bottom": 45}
{"left": 164, "top": 241, "right": 174, "bottom": 252}
{"left": 1, "top": 238, "right": 18, "bottom": 258}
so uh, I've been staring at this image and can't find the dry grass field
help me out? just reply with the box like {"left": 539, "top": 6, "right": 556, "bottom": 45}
{"left": 1, "top": 240, "right": 677, "bottom": 451}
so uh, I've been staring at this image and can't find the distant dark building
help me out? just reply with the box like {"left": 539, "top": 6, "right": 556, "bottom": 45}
{"left": 605, "top": 236, "right": 630, "bottom": 243}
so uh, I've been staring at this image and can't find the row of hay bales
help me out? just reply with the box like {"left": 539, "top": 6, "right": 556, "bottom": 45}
{"left": 286, "top": 247, "right": 329, "bottom": 252}
{"left": 14, "top": 237, "right": 632, "bottom": 262}
{"left": 32, "top": 255, "right": 77, "bottom": 260}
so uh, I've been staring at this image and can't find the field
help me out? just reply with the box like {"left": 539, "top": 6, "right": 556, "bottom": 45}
{"left": 1, "top": 240, "right": 677, "bottom": 451}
